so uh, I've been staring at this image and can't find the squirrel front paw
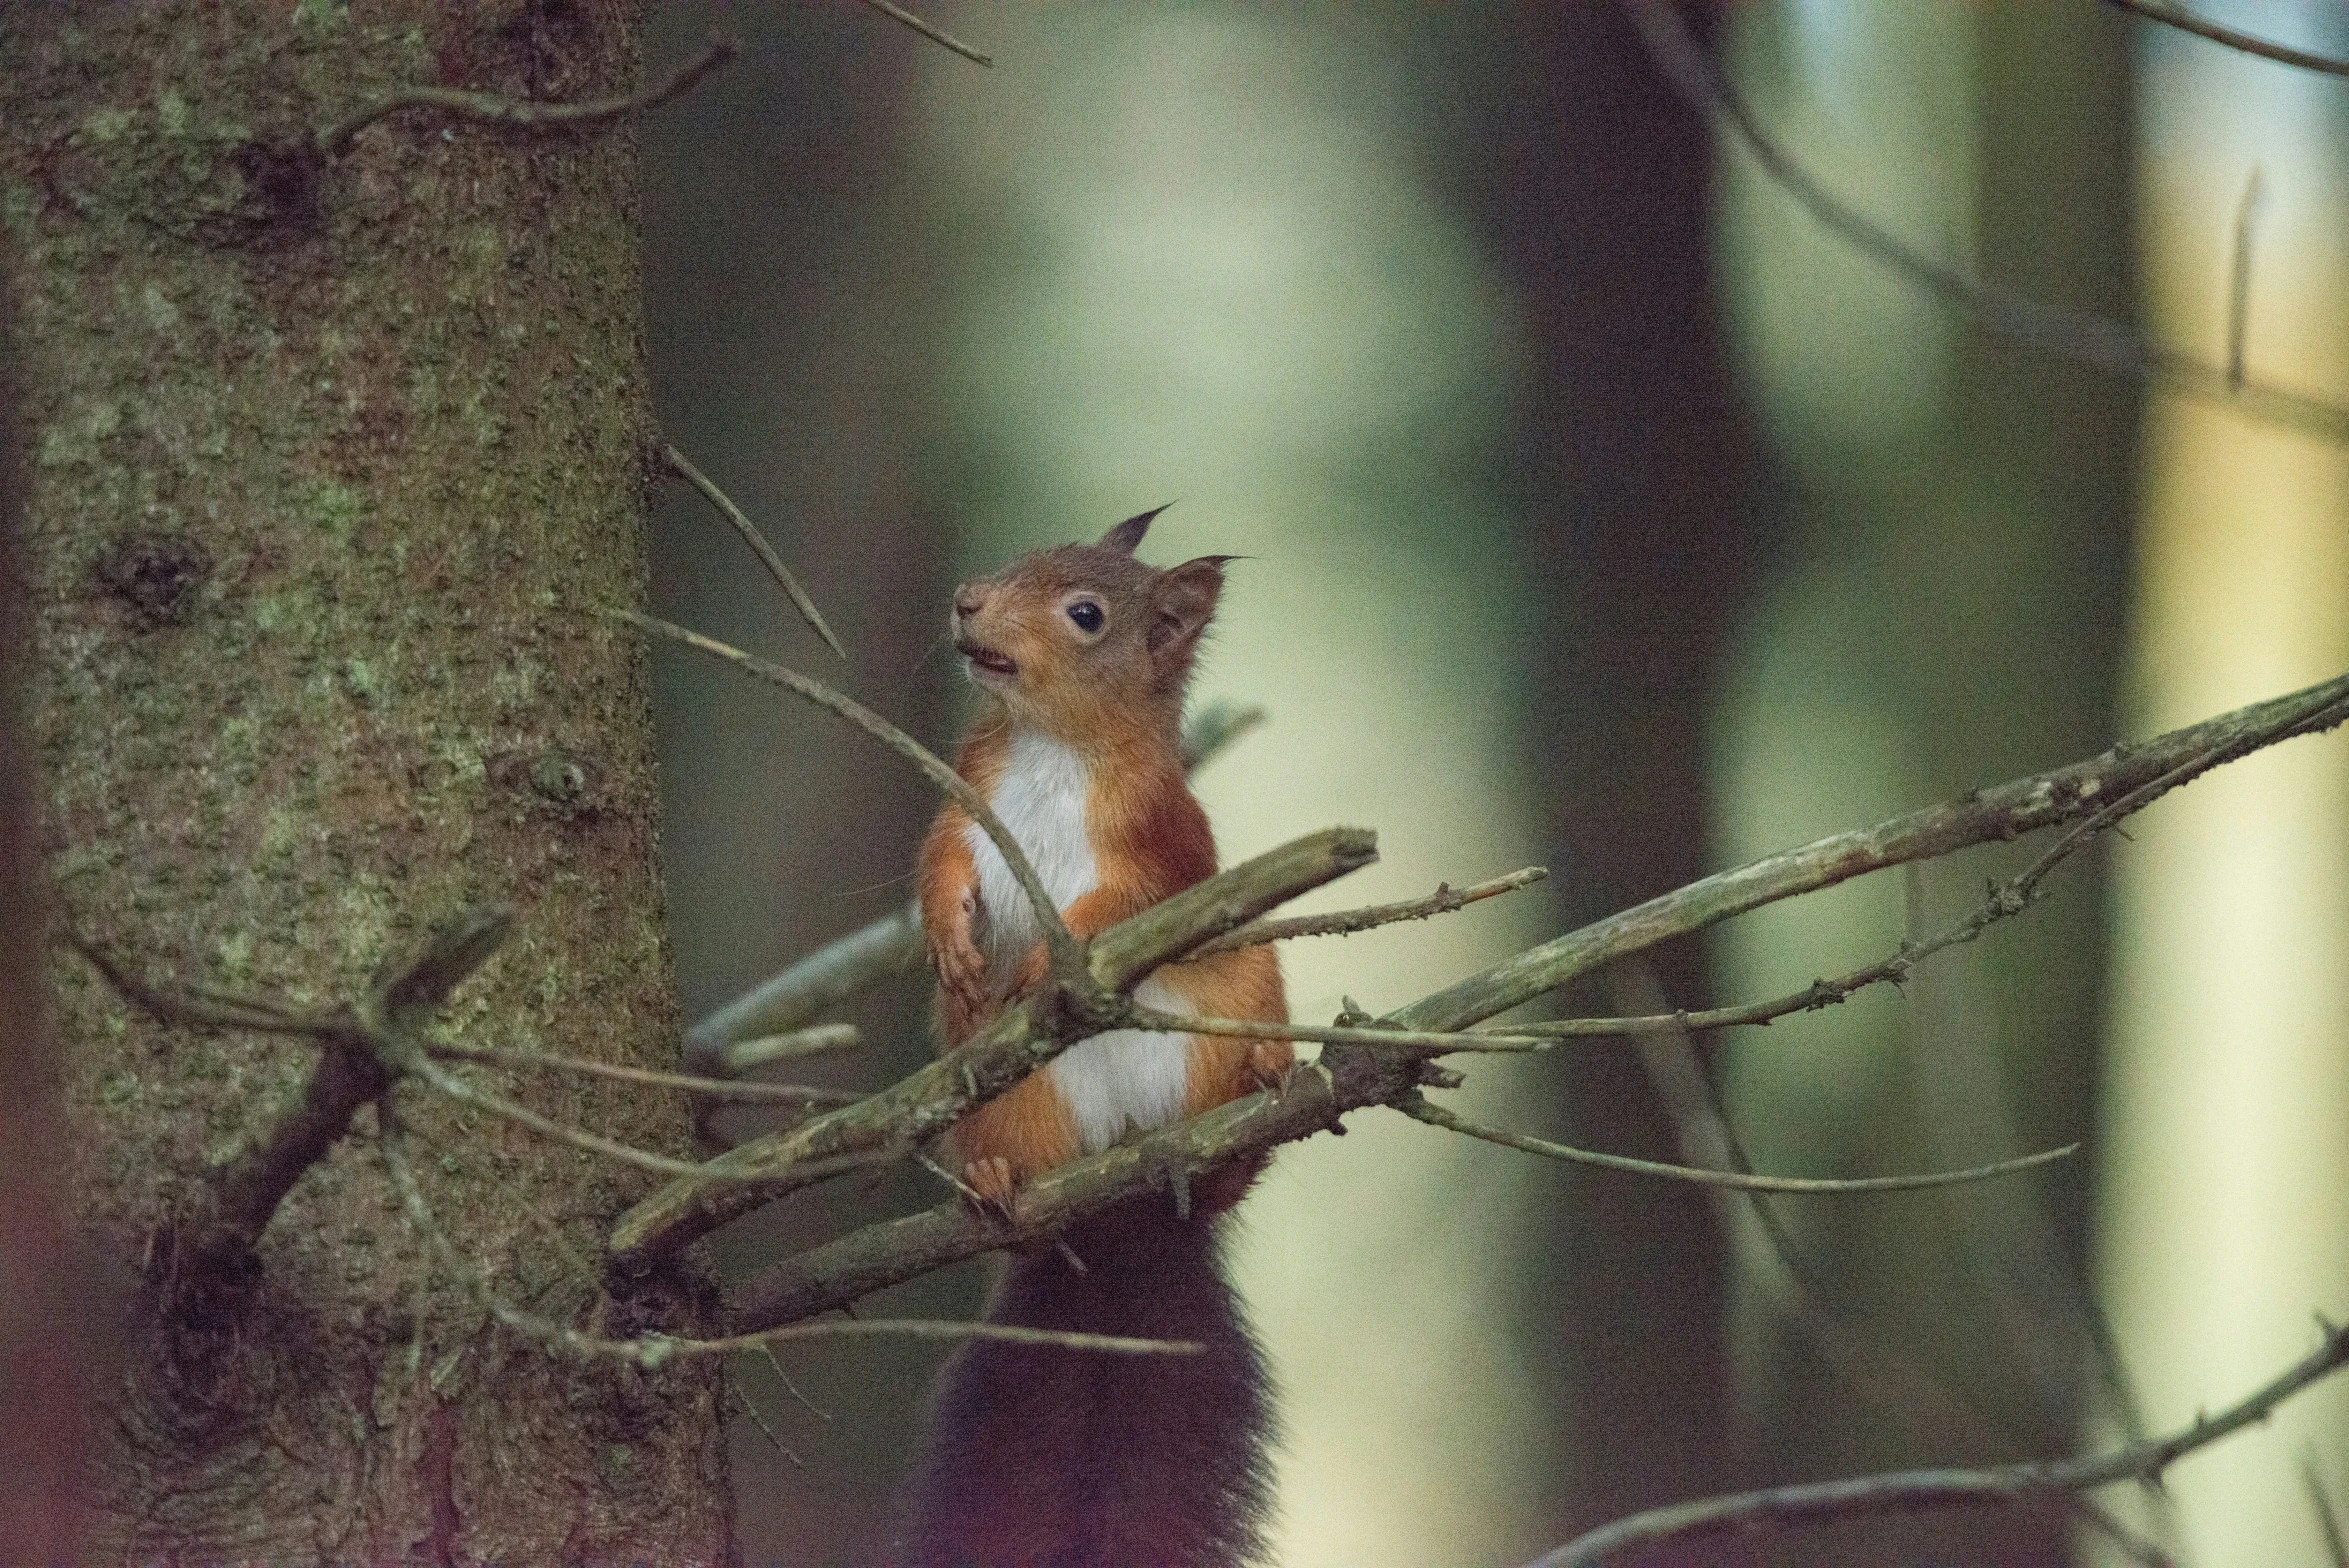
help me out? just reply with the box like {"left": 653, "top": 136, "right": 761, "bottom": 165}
{"left": 1247, "top": 1039, "right": 1292, "bottom": 1091}
{"left": 960, "top": 1155, "right": 1018, "bottom": 1216}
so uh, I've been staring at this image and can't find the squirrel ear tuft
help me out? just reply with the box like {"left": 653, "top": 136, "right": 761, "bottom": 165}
{"left": 1100, "top": 503, "right": 1173, "bottom": 555}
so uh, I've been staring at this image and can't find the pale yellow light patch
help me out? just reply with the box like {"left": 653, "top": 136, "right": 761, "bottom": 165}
{"left": 2092, "top": 27, "right": 2349, "bottom": 1566}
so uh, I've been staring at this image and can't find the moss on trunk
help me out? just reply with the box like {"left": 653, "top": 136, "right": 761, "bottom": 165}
{"left": 1, "top": 2, "right": 732, "bottom": 1558}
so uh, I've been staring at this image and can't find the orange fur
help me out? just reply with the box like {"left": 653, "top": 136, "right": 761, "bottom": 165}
{"left": 916, "top": 526, "right": 1288, "bottom": 1206}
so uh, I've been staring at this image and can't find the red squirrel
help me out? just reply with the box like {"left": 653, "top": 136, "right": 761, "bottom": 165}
{"left": 903, "top": 509, "right": 1290, "bottom": 1568}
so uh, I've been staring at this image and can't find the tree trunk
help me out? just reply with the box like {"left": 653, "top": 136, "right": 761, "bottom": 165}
{"left": 1, "top": 4, "right": 731, "bottom": 1559}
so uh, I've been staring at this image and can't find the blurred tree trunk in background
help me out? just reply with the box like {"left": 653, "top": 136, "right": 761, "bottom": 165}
{"left": 1706, "top": 4, "right": 2134, "bottom": 1561}
{"left": 1496, "top": 4, "right": 1759, "bottom": 1552}
{"left": 639, "top": 9, "right": 950, "bottom": 1562}
{"left": 2, "top": 6, "right": 729, "bottom": 1558}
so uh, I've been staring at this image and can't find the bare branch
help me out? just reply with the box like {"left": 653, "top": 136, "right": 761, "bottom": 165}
{"left": 661, "top": 444, "right": 843, "bottom": 659}
{"left": 1527, "top": 1318, "right": 2349, "bottom": 1566}
{"left": 683, "top": 699, "right": 1265, "bottom": 1076}
{"left": 854, "top": 0, "right": 994, "bottom": 67}
{"left": 1621, "top": 0, "right": 2349, "bottom": 445}
{"left": 402, "top": 1051, "right": 778, "bottom": 1183}
{"left": 318, "top": 33, "right": 738, "bottom": 159}
{"left": 720, "top": 671, "right": 2349, "bottom": 1331}
{"left": 608, "top": 827, "right": 1376, "bottom": 1271}
{"left": 1130, "top": 1005, "right": 1556, "bottom": 1054}
{"left": 1399, "top": 1092, "right": 2076, "bottom": 1195}
{"left": 2104, "top": 0, "right": 2349, "bottom": 77}
{"left": 424, "top": 1039, "right": 860, "bottom": 1106}
{"left": 1195, "top": 867, "right": 1546, "bottom": 955}
{"left": 614, "top": 608, "right": 1085, "bottom": 990}
{"left": 1395, "top": 668, "right": 2349, "bottom": 1037}
{"left": 380, "top": 1105, "right": 1185, "bottom": 1376}
{"left": 77, "top": 908, "right": 515, "bottom": 1256}
{"left": 69, "top": 935, "right": 332, "bottom": 1039}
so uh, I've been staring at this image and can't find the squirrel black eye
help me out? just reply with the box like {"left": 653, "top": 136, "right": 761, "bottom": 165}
{"left": 1066, "top": 600, "right": 1104, "bottom": 634}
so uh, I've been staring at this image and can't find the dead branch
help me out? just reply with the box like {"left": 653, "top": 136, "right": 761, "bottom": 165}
{"left": 318, "top": 34, "right": 738, "bottom": 158}
{"left": 1527, "top": 1317, "right": 2349, "bottom": 1566}
{"left": 1621, "top": 0, "right": 2349, "bottom": 445}
{"left": 606, "top": 826, "right": 1379, "bottom": 1271}
{"left": 720, "top": 667, "right": 2349, "bottom": 1331}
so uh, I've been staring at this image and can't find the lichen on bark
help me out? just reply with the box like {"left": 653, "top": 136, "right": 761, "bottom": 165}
{"left": 1, "top": 2, "right": 732, "bottom": 1558}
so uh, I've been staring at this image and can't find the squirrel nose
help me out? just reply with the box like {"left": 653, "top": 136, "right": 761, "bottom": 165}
{"left": 953, "top": 584, "right": 987, "bottom": 619}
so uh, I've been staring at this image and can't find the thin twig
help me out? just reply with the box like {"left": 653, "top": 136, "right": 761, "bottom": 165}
{"left": 381, "top": 1105, "right": 1189, "bottom": 1373}
{"left": 1399, "top": 1091, "right": 2075, "bottom": 1196}
{"left": 425, "top": 1038, "right": 860, "bottom": 1106}
{"left": 731, "top": 1379, "right": 803, "bottom": 1469}
{"left": 759, "top": 1343, "right": 833, "bottom": 1423}
{"left": 1194, "top": 867, "right": 1546, "bottom": 955}
{"left": 1527, "top": 1317, "right": 2349, "bottom": 1566}
{"left": 2306, "top": 1451, "right": 2349, "bottom": 1568}
{"left": 1622, "top": 0, "right": 2349, "bottom": 445}
{"left": 318, "top": 33, "right": 738, "bottom": 158}
{"left": 403, "top": 1051, "right": 760, "bottom": 1182}
{"left": 661, "top": 444, "right": 843, "bottom": 659}
{"left": 854, "top": 0, "right": 993, "bottom": 67}
{"left": 2104, "top": 0, "right": 2349, "bottom": 77}
{"left": 613, "top": 608, "right": 1084, "bottom": 987}
{"left": 2229, "top": 167, "right": 2265, "bottom": 391}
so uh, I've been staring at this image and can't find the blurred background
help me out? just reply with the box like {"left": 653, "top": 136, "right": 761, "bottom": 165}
{"left": 637, "top": 3, "right": 2349, "bottom": 1563}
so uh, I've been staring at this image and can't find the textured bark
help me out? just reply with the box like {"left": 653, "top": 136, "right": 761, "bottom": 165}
{"left": 1, "top": 4, "right": 731, "bottom": 1560}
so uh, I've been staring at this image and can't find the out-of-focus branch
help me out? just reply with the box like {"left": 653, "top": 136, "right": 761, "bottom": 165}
{"left": 681, "top": 699, "right": 1265, "bottom": 1077}
{"left": 1622, "top": 0, "right": 2349, "bottom": 445}
{"left": 2104, "top": 0, "right": 2349, "bottom": 77}
{"left": 318, "top": 33, "right": 738, "bottom": 157}
{"left": 607, "top": 826, "right": 1378, "bottom": 1272}
{"left": 1527, "top": 1317, "right": 2349, "bottom": 1566}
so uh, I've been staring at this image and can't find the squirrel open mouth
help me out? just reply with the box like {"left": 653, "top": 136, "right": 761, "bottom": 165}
{"left": 957, "top": 639, "right": 1017, "bottom": 678}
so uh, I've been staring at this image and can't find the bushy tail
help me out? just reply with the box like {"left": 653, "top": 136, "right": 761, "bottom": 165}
{"left": 903, "top": 1199, "right": 1275, "bottom": 1568}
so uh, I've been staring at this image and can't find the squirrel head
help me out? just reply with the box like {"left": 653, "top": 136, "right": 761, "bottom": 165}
{"left": 951, "top": 505, "right": 1231, "bottom": 745}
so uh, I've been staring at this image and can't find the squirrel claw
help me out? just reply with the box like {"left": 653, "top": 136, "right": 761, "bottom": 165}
{"left": 962, "top": 1156, "right": 1018, "bottom": 1217}
{"left": 1246, "top": 1039, "right": 1290, "bottom": 1091}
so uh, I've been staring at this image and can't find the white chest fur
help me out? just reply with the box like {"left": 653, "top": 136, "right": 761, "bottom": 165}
{"left": 964, "top": 727, "right": 1194, "bottom": 1153}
